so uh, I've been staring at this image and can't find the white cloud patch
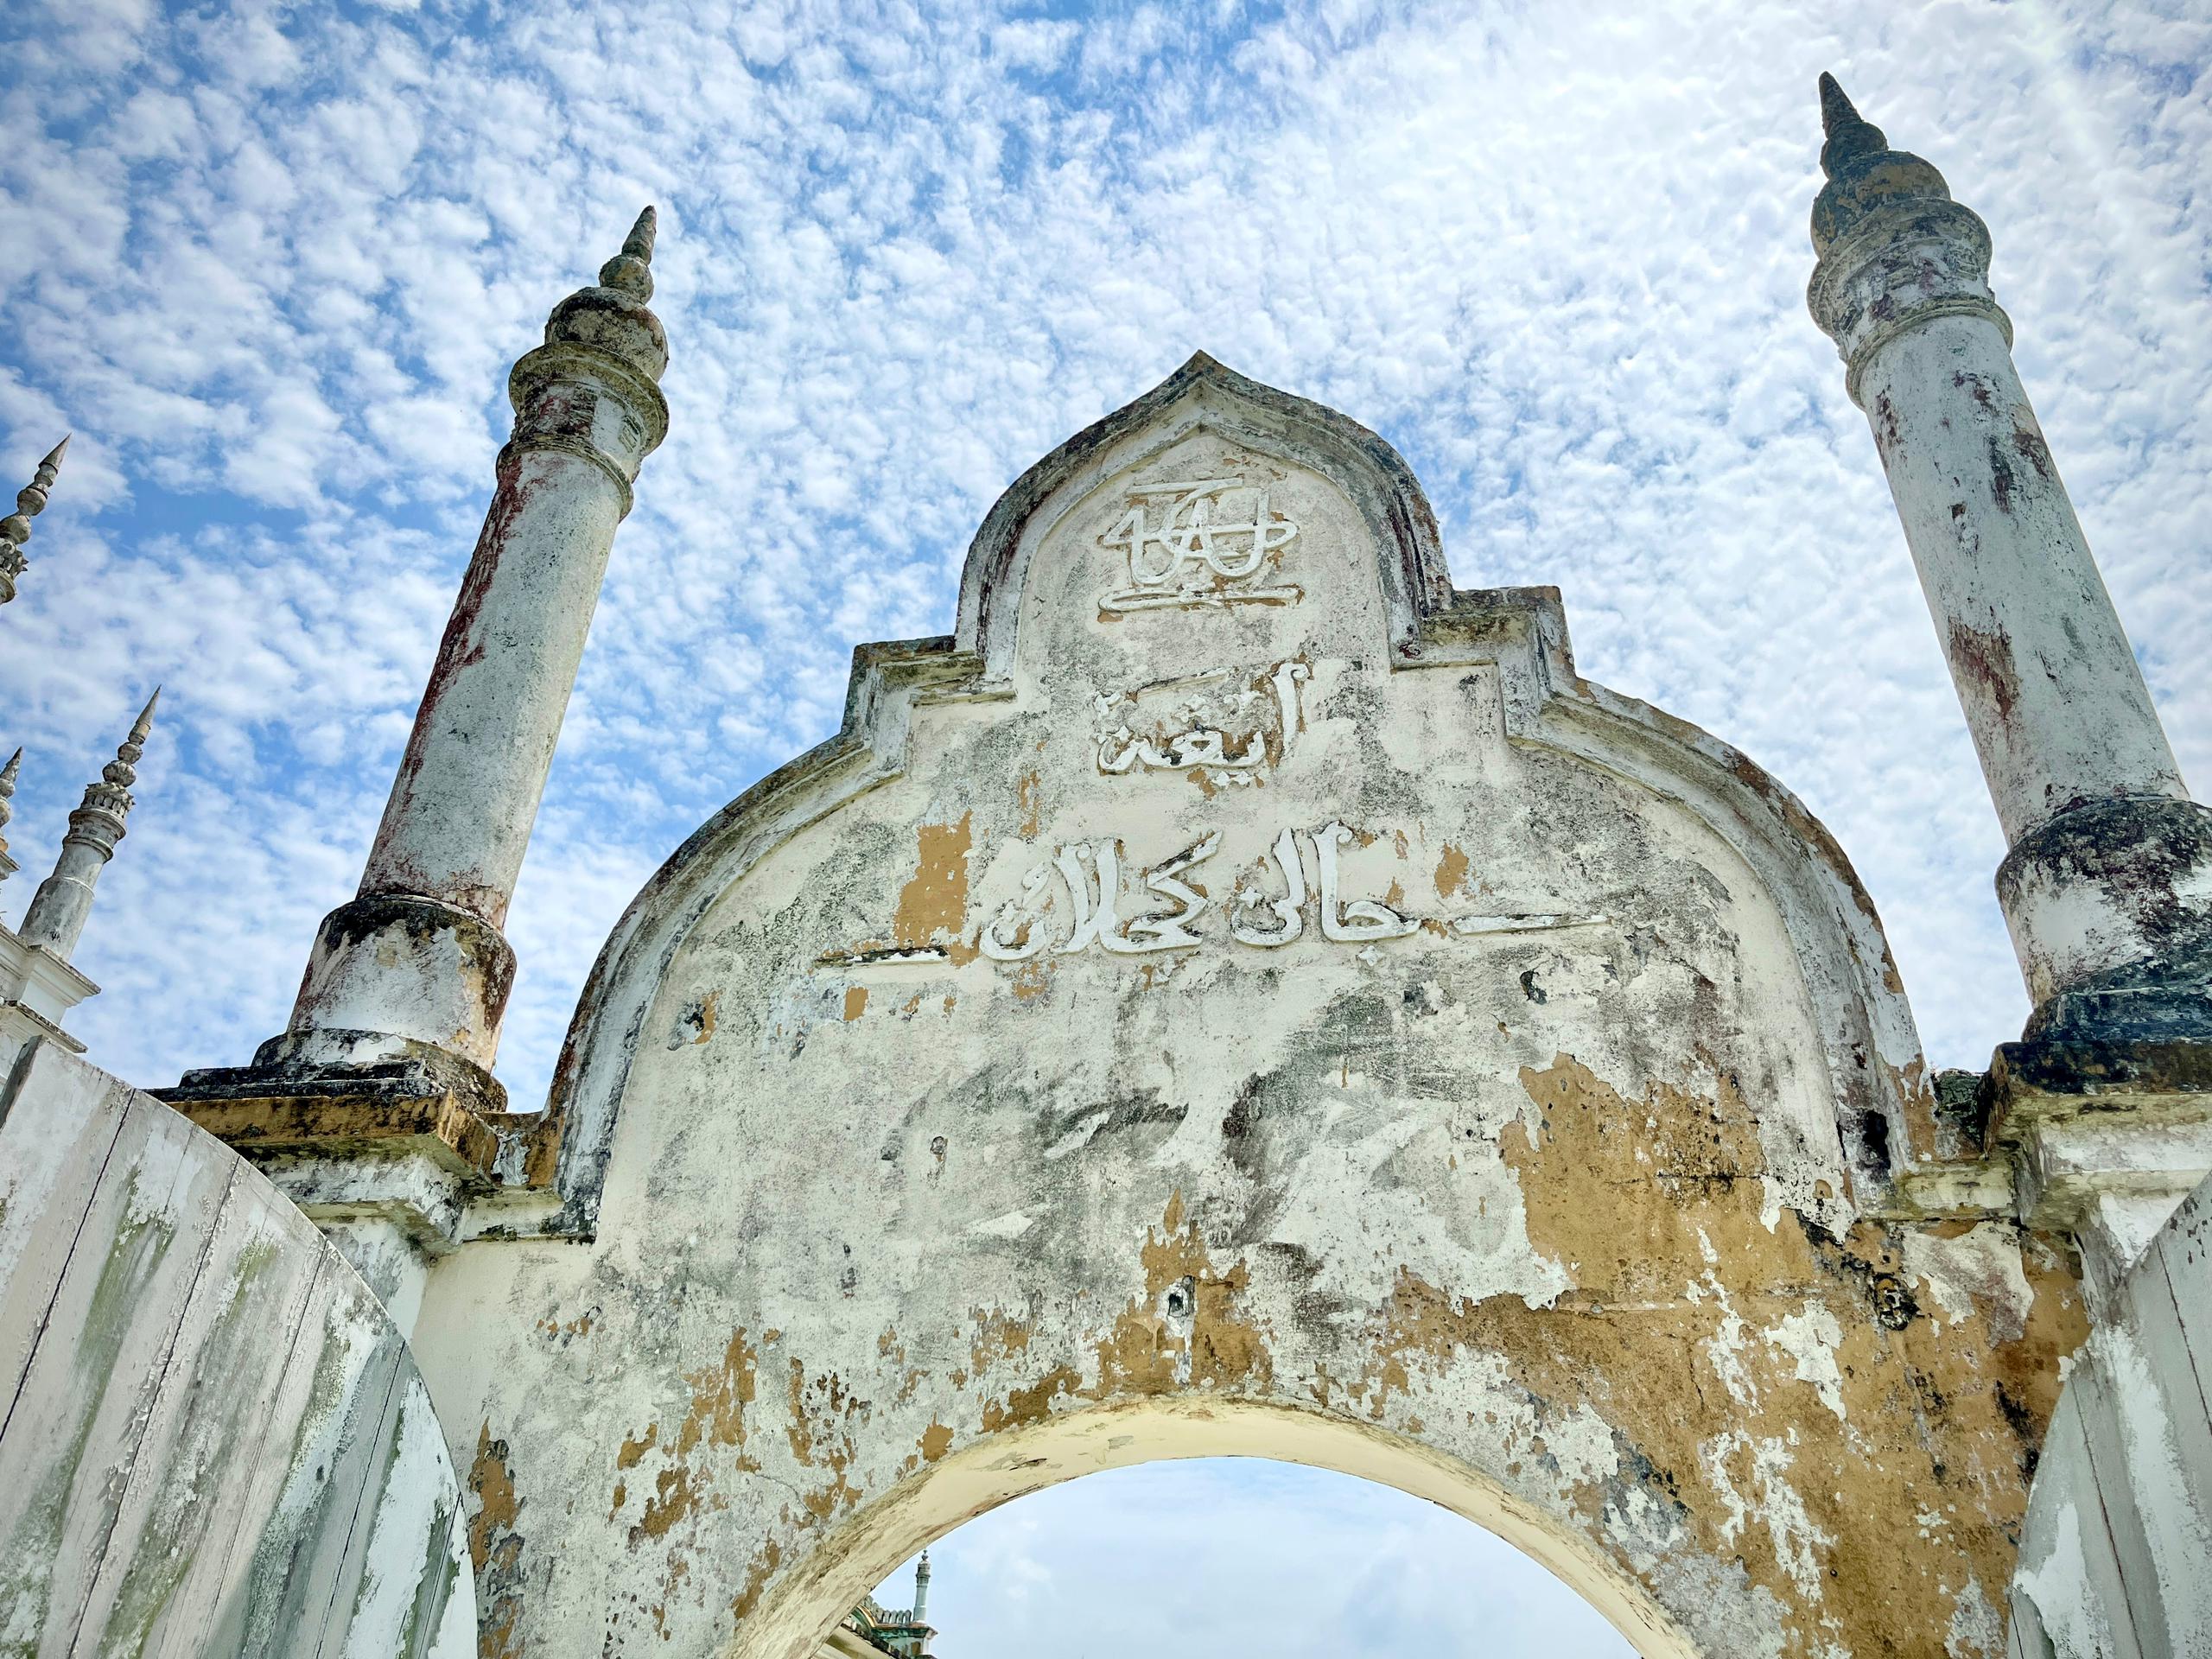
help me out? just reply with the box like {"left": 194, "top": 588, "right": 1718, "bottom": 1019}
{"left": 0, "top": 0, "right": 2205, "bottom": 1141}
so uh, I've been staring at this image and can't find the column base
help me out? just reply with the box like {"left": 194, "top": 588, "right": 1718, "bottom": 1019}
{"left": 2024, "top": 938, "right": 2212, "bottom": 1045}
{"left": 289, "top": 892, "right": 518, "bottom": 1072}
{"left": 169, "top": 1024, "right": 509, "bottom": 1118}
{"left": 1998, "top": 795, "right": 2212, "bottom": 1039}
{"left": 157, "top": 1033, "right": 531, "bottom": 1324}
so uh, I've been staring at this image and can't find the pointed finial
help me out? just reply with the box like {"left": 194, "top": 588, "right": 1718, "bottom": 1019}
{"left": 1817, "top": 73, "right": 1859, "bottom": 132}
{"left": 0, "top": 433, "right": 71, "bottom": 605}
{"left": 104, "top": 688, "right": 159, "bottom": 789}
{"left": 599, "top": 205, "right": 657, "bottom": 300}
{"left": 1817, "top": 72, "right": 1889, "bottom": 178}
{"left": 538, "top": 204, "right": 669, "bottom": 387}
{"left": 1809, "top": 73, "right": 1951, "bottom": 255}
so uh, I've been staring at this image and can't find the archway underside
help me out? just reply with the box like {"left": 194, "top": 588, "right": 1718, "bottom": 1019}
{"left": 736, "top": 1397, "right": 1694, "bottom": 1659}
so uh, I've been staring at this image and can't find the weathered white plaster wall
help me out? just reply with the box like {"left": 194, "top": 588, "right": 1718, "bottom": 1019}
{"left": 2011, "top": 1170, "right": 2212, "bottom": 1658}
{"left": 0, "top": 1039, "right": 474, "bottom": 1658}
{"left": 411, "top": 363, "right": 2085, "bottom": 1658}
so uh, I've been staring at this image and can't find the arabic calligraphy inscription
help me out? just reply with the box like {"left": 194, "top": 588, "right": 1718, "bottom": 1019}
{"left": 1096, "top": 661, "right": 1307, "bottom": 785}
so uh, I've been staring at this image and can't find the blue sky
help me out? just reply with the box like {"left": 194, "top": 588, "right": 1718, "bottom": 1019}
{"left": 2, "top": 0, "right": 2207, "bottom": 1649}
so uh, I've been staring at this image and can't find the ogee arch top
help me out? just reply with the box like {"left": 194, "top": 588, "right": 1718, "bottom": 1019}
{"left": 956, "top": 352, "right": 1452, "bottom": 677}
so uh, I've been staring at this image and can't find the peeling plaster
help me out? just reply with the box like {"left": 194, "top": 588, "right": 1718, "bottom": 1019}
{"left": 404, "top": 365, "right": 2084, "bottom": 1658}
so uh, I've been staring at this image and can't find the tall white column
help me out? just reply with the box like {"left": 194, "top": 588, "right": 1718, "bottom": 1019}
{"left": 1807, "top": 76, "right": 2212, "bottom": 1043}
{"left": 253, "top": 210, "right": 669, "bottom": 1106}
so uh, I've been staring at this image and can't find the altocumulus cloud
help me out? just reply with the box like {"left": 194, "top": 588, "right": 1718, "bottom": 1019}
{"left": 0, "top": 0, "right": 2207, "bottom": 1135}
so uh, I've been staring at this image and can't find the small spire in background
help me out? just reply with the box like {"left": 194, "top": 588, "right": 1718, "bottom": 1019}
{"left": 0, "top": 435, "right": 71, "bottom": 606}
{"left": 598, "top": 205, "right": 658, "bottom": 301}
{"left": 18, "top": 688, "right": 162, "bottom": 963}
{"left": 0, "top": 747, "right": 21, "bottom": 887}
{"left": 1817, "top": 72, "right": 1888, "bottom": 178}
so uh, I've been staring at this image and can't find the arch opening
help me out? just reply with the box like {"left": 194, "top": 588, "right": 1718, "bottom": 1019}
{"left": 727, "top": 1399, "right": 1700, "bottom": 1659}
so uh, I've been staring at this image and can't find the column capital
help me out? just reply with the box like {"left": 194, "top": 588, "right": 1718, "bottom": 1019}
{"left": 505, "top": 340, "right": 670, "bottom": 513}
{"left": 1808, "top": 197, "right": 2012, "bottom": 406}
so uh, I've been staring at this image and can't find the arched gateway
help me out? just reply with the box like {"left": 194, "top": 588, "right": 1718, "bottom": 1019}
{"left": 400, "top": 355, "right": 2082, "bottom": 1657}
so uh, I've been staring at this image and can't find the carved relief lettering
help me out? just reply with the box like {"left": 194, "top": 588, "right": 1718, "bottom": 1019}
{"left": 1096, "top": 661, "right": 1308, "bottom": 784}
{"left": 1098, "top": 477, "right": 1300, "bottom": 612}
{"left": 968, "top": 823, "right": 1604, "bottom": 963}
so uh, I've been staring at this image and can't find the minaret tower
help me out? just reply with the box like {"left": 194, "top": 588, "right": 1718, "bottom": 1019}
{"left": 164, "top": 212, "right": 670, "bottom": 1319}
{"left": 912, "top": 1552, "right": 931, "bottom": 1625}
{"left": 232, "top": 209, "right": 670, "bottom": 1110}
{"left": 1, "top": 436, "right": 70, "bottom": 605}
{"left": 1807, "top": 76, "right": 2212, "bottom": 1286}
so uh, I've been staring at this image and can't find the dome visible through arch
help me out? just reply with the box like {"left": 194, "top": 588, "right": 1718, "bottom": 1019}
{"left": 855, "top": 1459, "right": 1634, "bottom": 1659}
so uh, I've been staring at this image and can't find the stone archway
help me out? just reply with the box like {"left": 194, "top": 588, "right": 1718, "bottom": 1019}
{"left": 410, "top": 357, "right": 2087, "bottom": 1658}
{"left": 727, "top": 1401, "right": 1699, "bottom": 1659}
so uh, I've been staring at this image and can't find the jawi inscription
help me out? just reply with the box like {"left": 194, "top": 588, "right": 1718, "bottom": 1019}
{"left": 975, "top": 822, "right": 1605, "bottom": 962}
{"left": 1095, "top": 660, "right": 1308, "bottom": 783}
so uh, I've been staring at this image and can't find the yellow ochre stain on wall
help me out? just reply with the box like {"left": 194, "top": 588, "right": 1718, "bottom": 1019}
{"left": 893, "top": 813, "right": 977, "bottom": 963}
{"left": 1434, "top": 843, "right": 1470, "bottom": 899}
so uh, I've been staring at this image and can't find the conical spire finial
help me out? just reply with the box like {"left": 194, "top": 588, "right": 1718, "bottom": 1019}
{"left": 1817, "top": 73, "right": 1859, "bottom": 133}
{"left": 1816, "top": 72, "right": 1889, "bottom": 178}
{"left": 1809, "top": 73, "right": 1950, "bottom": 255}
{"left": 105, "top": 688, "right": 159, "bottom": 788}
{"left": 598, "top": 205, "right": 657, "bottom": 301}
{"left": 541, "top": 205, "right": 668, "bottom": 381}
{"left": 0, "top": 433, "right": 71, "bottom": 606}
